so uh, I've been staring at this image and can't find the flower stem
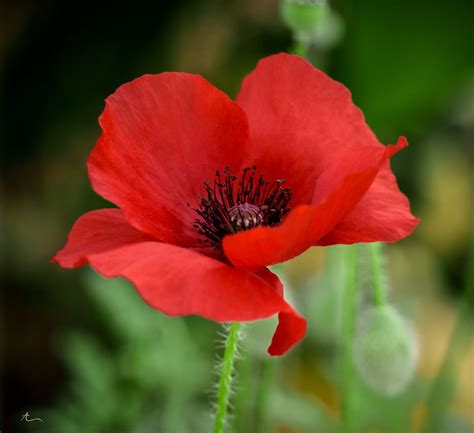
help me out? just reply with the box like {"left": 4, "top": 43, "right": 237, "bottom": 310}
{"left": 421, "top": 301, "right": 472, "bottom": 433}
{"left": 421, "top": 229, "right": 474, "bottom": 433}
{"left": 213, "top": 322, "right": 241, "bottom": 433}
{"left": 254, "top": 358, "right": 276, "bottom": 433}
{"left": 292, "top": 39, "right": 310, "bottom": 58}
{"left": 341, "top": 245, "right": 359, "bottom": 433}
{"left": 369, "top": 242, "right": 387, "bottom": 306}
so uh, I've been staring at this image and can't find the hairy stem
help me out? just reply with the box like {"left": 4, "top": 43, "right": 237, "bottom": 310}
{"left": 341, "top": 245, "right": 359, "bottom": 433}
{"left": 213, "top": 322, "right": 241, "bottom": 433}
{"left": 369, "top": 242, "right": 387, "bottom": 306}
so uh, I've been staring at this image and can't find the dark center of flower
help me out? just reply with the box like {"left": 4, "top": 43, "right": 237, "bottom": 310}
{"left": 192, "top": 165, "right": 292, "bottom": 249}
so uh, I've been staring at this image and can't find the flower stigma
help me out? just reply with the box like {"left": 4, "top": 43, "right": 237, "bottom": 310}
{"left": 193, "top": 165, "right": 292, "bottom": 249}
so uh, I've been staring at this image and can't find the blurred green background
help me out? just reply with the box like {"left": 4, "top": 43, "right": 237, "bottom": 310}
{"left": 1, "top": 0, "right": 473, "bottom": 432}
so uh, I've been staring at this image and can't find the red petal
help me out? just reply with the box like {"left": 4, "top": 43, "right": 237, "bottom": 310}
{"left": 223, "top": 139, "right": 407, "bottom": 270}
{"left": 237, "top": 53, "right": 381, "bottom": 206}
{"left": 52, "top": 209, "right": 152, "bottom": 268}
{"left": 268, "top": 310, "right": 307, "bottom": 356}
{"left": 101, "top": 247, "right": 306, "bottom": 356}
{"left": 317, "top": 162, "right": 419, "bottom": 246}
{"left": 88, "top": 73, "right": 250, "bottom": 246}
{"left": 52, "top": 211, "right": 305, "bottom": 355}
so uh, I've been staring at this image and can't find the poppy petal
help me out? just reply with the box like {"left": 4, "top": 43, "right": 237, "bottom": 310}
{"left": 249, "top": 268, "right": 306, "bottom": 355}
{"left": 237, "top": 53, "right": 382, "bottom": 205}
{"left": 53, "top": 214, "right": 306, "bottom": 355}
{"left": 269, "top": 309, "right": 307, "bottom": 356}
{"left": 52, "top": 208, "right": 152, "bottom": 268}
{"left": 222, "top": 140, "right": 406, "bottom": 270}
{"left": 317, "top": 160, "right": 419, "bottom": 245}
{"left": 88, "top": 73, "right": 250, "bottom": 246}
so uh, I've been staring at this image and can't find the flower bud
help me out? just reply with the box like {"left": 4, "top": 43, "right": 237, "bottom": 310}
{"left": 280, "top": 0, "right": 329, "bottom": 41}
{"left": 353, "top": 305, "right": 418, "bottom": 396}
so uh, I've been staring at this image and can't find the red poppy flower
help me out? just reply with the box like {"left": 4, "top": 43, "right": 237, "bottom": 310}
{"left": 52, "top": 53, "right": 418, "bottom": 356}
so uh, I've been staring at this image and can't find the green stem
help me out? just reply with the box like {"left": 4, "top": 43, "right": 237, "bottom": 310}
{"left": 292, "top": 38, "right": 310, "bottom": 58}
{"left": 421, "top": 228, "right": 474, "bottom": 433}
{"left": 421, "top": 302, "right": 472, "bottom": 433}
{"left": 233, "top": 355, "right": 252, "bottom": 433}
{"left": 369, "top": 243, "right": 387, "bottom": 306}
{"left": 341, "top": 245, "right": 359, "bottom": 433}
{"left": 254, "top": 359, "right": 276, "bottom": 433}
{"left": 213, "top": 322, "right": 241, "bottom": 433}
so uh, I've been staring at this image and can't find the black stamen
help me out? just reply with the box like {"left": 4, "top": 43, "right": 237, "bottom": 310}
{"left": 192, "top": 165, "right": 292, "bottom": 249}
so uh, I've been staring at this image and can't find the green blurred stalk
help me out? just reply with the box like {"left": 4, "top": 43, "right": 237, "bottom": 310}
{"left": 292, "top": 39, "right": 310, "bottom": 58}
{"left": 341, "top": 245, "right": 359, "bottom": 433}
{"left": 233, "top": 355, "right": 253, "bottom": 433}
{"left": 369, "top": 243, "right": 387, "bottom": 306}
{"left": 421, "top": 228, "right": 474, "bottom": 433}
{"left": 213, "top": 322, "right": 241, "bottom": 433}
{"left": 254, "top": 359, "right": 276, "bottom": 433}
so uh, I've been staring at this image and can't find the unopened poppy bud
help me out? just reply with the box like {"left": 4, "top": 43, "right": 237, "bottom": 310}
{"left": 353, "top": 306, "right": 418, "bottom": 396}
{"left": 280, "top": 0, "right": 328, "bottom": 40}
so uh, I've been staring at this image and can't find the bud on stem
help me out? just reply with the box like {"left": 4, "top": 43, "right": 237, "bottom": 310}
{"left": 353, "top": 306, "right": 418, "bottom": 396}
{"left": 280, "top": 0, "right": 329, "bottom": 41}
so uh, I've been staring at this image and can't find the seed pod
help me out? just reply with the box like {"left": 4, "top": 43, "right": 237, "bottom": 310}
{"left": 353, "top": 305, "right": 418, "bottom": 396}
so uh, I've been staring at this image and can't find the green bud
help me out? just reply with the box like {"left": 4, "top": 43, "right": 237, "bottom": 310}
{"left": 280, "top": 0, "right": 328, "bottom": 39}
{"left": 353, "top": 306, "right": 418, "bottom": 396}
